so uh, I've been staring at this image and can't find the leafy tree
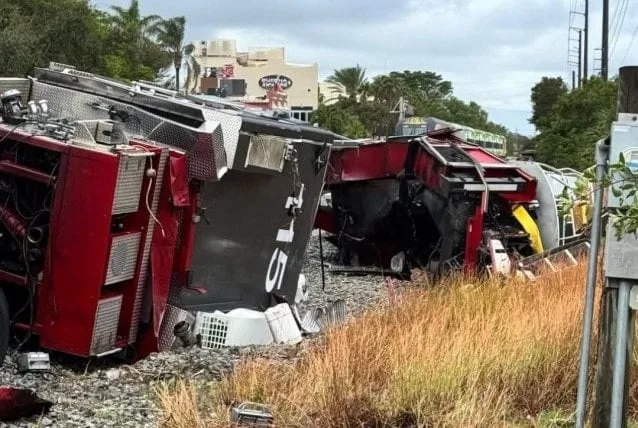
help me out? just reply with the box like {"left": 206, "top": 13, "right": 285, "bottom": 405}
{"left": 326, "top": 65, "right": 368, "bottom": 102}
{"left": 533, "top": 77, "right": 617, "bottom": 170}
{"left": 311, "top": 103, "right": 368, "bottom": 138}
{"left": 530, "top": 77, "right": 569, "bottom": 132}
{"left": 390, "top": 70, "right": 453, "bottom": 104}
{"left": 368, "top": 74, "right": 405, "bottom": 106}
{"left": 0, "top": 4, "right": 40, "bottom": 76}
{"left": 0, "top": 0, "right": 109, "bottom": 76}
{"left": 104, "top": 0, "right": 168, "bottom": 81}
{"left": 440, "top": 97, "right": 489, "bottom": 129}
{"left": 318, "top": 65, "right": 512, "bottom": 142}
{"left": 0, "top": 0, "right": 180, "bottom": 83}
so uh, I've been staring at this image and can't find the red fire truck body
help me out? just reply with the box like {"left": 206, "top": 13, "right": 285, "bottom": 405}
{"left": 0, "top": 64, "right": 335, "bottom": 363}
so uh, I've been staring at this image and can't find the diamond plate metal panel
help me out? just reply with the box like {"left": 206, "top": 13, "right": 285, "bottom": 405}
{"left": 128, "top": 148, "right": 169, "bottom": 343}
{"left": 0, "top": 78, "right": 31, "bottom": 101}
{"left": 30, "top": 81, "right": 228, "bottom": 181}
{"left": 105, "top": 233, "right": 142, "bottom": 285}
{"left": 90, "top": 295, "right": 123, "bottom": 355}
{"left": 201, "top": 108, "right": 241, "bottom": 168}
{"left": 112, "top": 155, "right": 146, "bottom": 215}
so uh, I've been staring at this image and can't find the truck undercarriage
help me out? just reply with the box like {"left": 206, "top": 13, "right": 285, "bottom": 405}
{"left": 315, "top": 132, "right": 592, "bottom": 279}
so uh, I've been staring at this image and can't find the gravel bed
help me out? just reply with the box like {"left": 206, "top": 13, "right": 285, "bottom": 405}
{"left": 299, "top": 231, "right": 389, "bottom": 315}
{"left": 0, "top": 234, "right": 389, "bottom": 427}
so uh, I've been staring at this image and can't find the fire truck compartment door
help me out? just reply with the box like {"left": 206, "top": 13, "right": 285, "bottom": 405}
{"left": 179, "top": 139, "right": 330, "bottom": 312}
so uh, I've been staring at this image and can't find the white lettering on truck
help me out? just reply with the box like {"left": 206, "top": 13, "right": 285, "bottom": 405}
{"left": 265, "top": 183, "right": 305, "bottom": 292}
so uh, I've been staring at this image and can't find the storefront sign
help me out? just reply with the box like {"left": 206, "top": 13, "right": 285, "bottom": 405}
{"left": 258, "top": 75, "right": 293, "bottom": 90}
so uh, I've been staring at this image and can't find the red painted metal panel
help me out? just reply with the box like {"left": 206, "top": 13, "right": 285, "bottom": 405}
{"left": 326, "top": 142, "right": 409, "bottom": 184}
{"left": 464, "top": 205, "right": 485, "bottom": 272}
{"left": 38, "top": 145, "right": 119, "bottom": 357}
{"left": 464, "top": 147, "right": 506, "bottom": 165}
{"left": 173, "top": 189, "right": 197, "bottom": 275}
{"left": 169, "top": 154, "right": 190, "bottom": 207}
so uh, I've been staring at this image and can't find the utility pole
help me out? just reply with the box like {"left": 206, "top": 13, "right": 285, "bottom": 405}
{"left": 594, "top": 48, "right": 603, "bottom": 76}
{"left": 578, "top": 30, "right": 583, "bottom": 87}
{"left": 572, "top": 70, "right": 576, "bottom": 91}
{"left": 569, "top": 27, "right": 583, "bottom": 88}
{"left": 591, "top": 66, "right": 638, "bottom": 428}
{"left": 584, "top": 0, "right": 589, "bottom": 80}
{"left": 602, "top": 0, "right": 609, "bottom": 80}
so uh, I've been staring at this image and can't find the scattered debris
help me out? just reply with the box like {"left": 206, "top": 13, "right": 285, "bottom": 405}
{"left": 172, "top": 321, "right": 198, "bottom": 348}
{"left": 0, "top": 225, "right": 385, "bottom": 427}
{"left": 0, "top": 387, "right": 53, "bottom": 422}
{"left": 16, "top": 353, "right": 50, "bottom": 374}
{"left": 299, "top": 299, "right": 348, "bottom": 333}
{"left": 230, "top": 402, "right": 274, "bottom": 426}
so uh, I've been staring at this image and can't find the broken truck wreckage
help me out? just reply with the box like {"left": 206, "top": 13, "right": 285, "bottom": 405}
{"left": 0, "top": 63, "right": 592, "bottom": 364}
{"left": 315, "top": 130, "right": 593, "bottom": 279}
{"left": 0, "top": 63, "right": 334, "bottom": 364}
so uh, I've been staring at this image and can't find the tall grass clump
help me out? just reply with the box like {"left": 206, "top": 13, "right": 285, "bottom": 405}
{"left": 158, "top": 263, "right": 603, "bottom": 427}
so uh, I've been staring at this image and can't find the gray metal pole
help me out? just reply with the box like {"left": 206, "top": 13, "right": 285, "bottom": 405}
{"left": 584, "top": 0, "right": 589, "bottom": 80}
{"left": 602, "top": 0, "right": 609, "bottom": 80}
{"left": 610, "top": 279, "right": 632, "bottom": 428}
{"left": 578, "top": 30, "right": 583, "bottom": 88}
{"left": 575, "top": 139, "right": 609, "bottom": 428}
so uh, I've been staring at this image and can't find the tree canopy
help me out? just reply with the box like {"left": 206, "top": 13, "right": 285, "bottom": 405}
{"left": 531, "top": 77, "right": 618, "bottom": 170}
{"left": 314, "top": 67, "right": 523, "bottom": 150}
{"left": 529, "top": 77, "right": 569, "bottom": 132}
{"left": 0, "top": 0, "right": 191, "bottom": 86}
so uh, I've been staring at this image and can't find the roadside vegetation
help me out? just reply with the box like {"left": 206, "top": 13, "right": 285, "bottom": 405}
{"left": 154, "top": 262, "right": 638, "bottom": 427}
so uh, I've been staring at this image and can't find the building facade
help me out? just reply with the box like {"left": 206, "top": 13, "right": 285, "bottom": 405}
{"left": 191, "top": 39, "right": 318, "bottom": 121}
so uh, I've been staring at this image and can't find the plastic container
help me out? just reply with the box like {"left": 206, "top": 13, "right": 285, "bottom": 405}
{"left": 264, "top": 303, "right": 302, "bottom": 344}
{"left": 194, "top": 309, "right": 275, "bottom": 349}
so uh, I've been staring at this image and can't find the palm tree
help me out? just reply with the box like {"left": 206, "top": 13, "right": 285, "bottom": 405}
{"left": 369, "top": 74, "right": 405, "bottom": 106}
{"left": 326, "top": 64, "right": 367, "bottom": 102}
{"left": 109, "top": 0, "right": 160, "bottom": 44}
{"left": 150, "top": 17, "right": 200, "bottom": 92}
{"left": 107, "top": 0, "right": 162, "bottom": 78}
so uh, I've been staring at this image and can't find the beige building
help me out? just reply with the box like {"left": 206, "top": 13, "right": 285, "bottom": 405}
{"left": 318, "top": 81, "right": 344, "bottom": 106}
{"left": 191, "top": 39, "right": 318, "bottom": 121}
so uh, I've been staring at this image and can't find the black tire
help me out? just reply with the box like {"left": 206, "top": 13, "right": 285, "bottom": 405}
{"left": 0, "top": 288, "right": 9, "bottom": 365}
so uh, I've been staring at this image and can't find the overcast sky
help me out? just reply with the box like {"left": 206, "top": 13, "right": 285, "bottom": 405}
{"left": 98, "top": 0, "right": 638, "bottom": 136}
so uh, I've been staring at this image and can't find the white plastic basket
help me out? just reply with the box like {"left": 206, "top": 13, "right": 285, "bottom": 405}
{"left": 194, "top": 309, "right": 275, "bottom": 350}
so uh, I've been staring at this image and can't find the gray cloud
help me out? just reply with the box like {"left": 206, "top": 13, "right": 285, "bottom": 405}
{"left": 99, "top": 0, "right": 638, "bottom": 135}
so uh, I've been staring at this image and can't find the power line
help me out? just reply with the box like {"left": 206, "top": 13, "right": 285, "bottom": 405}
{"left": 609, "top": 0, "right": 623, "bottom": 36}
{"left": 621, "top": 24, "right": 638, "bottom": 65}
{"left": 610, "top": 0, "right": 630, "bottom": 61}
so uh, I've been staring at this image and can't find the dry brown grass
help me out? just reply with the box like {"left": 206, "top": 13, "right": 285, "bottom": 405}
{"left": 156, "top": 263, "right": 613, "bottom": 427}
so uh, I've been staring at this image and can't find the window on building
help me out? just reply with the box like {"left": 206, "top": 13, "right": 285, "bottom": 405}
{"left": 291, "top": 111, "right": 309, "bottom": 122}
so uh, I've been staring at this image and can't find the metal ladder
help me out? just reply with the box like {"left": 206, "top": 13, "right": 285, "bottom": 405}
{"left": 516, "top": 240, "right": 590, "bottom": 281}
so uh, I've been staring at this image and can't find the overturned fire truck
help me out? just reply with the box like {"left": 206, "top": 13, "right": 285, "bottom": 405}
{"left": 0, "top": 63, "right": 337, "bottom": 363}
{"left": 314, "top": 129, "right": 593, "bottom": 278}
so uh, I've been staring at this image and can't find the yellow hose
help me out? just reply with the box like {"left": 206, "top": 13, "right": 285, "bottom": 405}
{"left": 512, "top": 204, "right": 544, "bottom": 253}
